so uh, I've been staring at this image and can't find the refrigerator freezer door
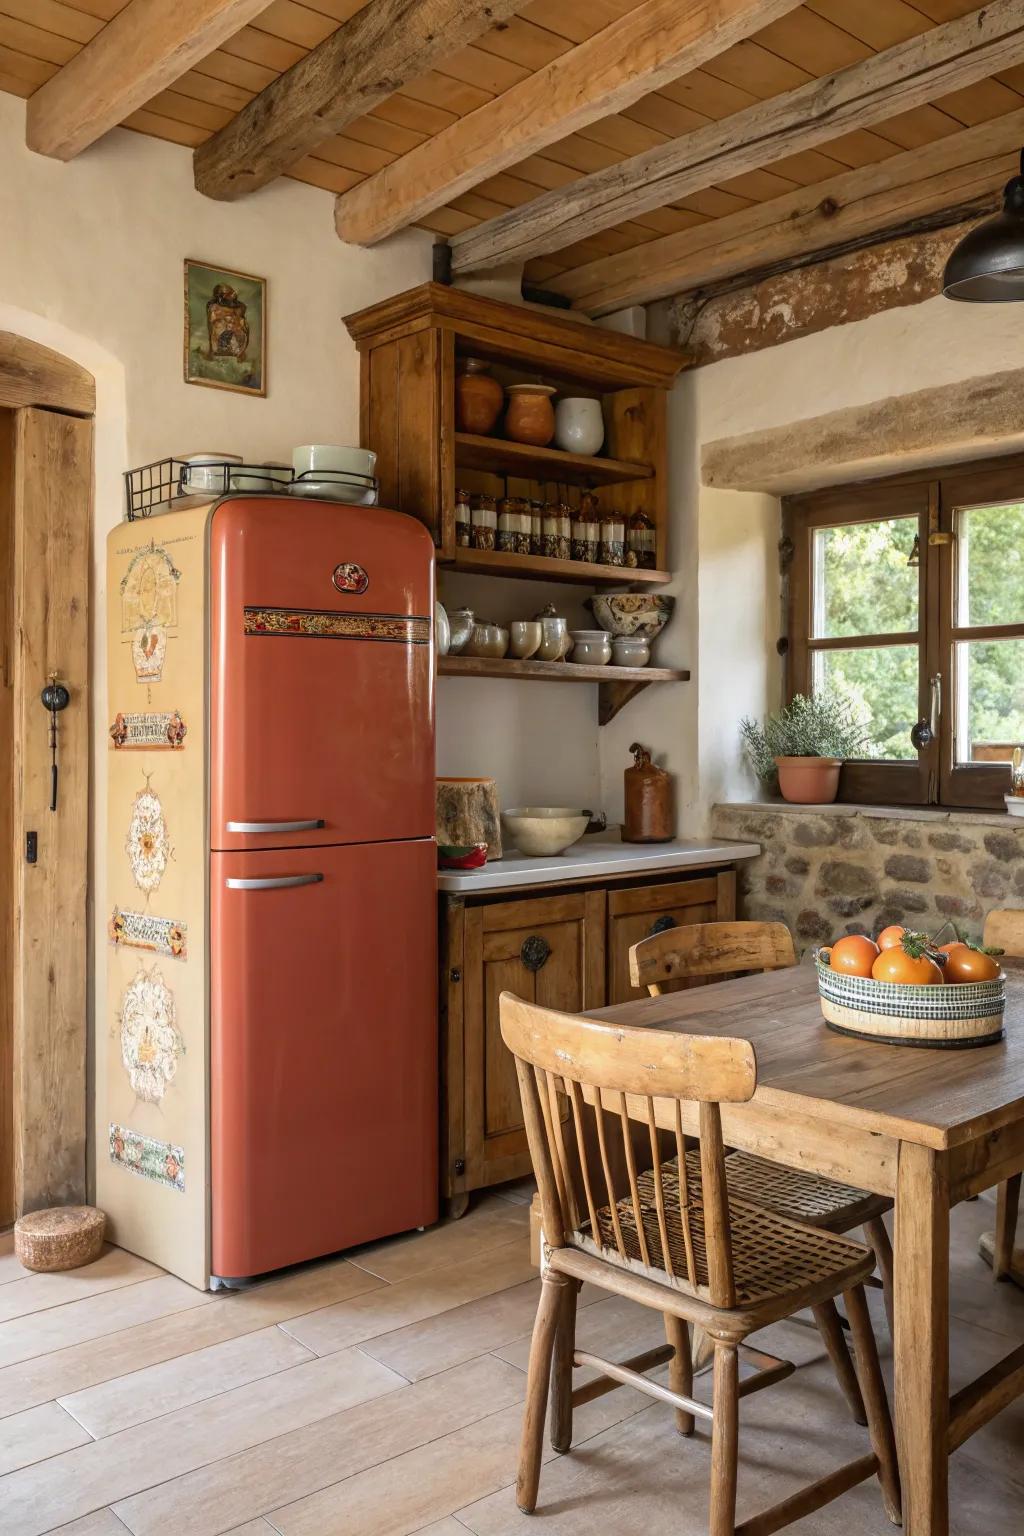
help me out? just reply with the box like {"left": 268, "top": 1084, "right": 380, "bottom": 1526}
{"left": 211, "top": 838, "right": 437, "bottom": 1280}
{"left": 210, "top": 497, "right": 435, "bottom": 852}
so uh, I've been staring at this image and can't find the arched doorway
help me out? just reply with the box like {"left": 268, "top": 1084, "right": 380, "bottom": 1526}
{"left": 1, "top": 332, "right": 93, "bottom": 1223}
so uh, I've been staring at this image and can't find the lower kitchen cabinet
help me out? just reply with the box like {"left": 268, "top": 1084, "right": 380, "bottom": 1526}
{"left": 440, "top": 865, "right": 736, "bottom": 1213}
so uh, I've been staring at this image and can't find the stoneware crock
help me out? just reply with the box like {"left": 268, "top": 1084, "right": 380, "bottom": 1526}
{"left": 554, "top": 397, "right": 604, "bottom": 456}
{"left": 454, "top": 359, "right": 504, "bottom": 436}
{"left": 505, "top": 383, "right": 556, "bottom": 447}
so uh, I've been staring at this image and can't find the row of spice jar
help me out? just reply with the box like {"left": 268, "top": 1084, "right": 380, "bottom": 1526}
{"left": 454, "top": 489, "right": 657, "bottom": 569}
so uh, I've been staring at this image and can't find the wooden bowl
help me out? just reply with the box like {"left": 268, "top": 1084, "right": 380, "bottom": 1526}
{"left": 14, "top": 1206, "right": 106, "bottom": 1272}
{"left": 815, "top": 950, "right": 1005, "bottom": 1048}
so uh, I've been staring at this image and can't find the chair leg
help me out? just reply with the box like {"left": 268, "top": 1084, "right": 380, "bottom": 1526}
{"left": 994, "top": 1174, "right": 1022, "bottom": 1281}
{"left": 812, "top": 1299, "right": 867, "bottom": 1425}
{"left": 864, "top": 1215, "right": 895, "bottom": 1336}
{"left": 664, "top": 1312, "right": 694, "bottom": 1436}
{"left": 550, "top": 1277, "right": 580, "bottom": 1453}
{"left": 517, "top": 1270, "right": 566, "bottom": 1514}
{"left": 710, "top": 1342, "right": 740, "bottom": 1536}
{"left": 844, "top": 1284, "right": 902, "bottom": 1527}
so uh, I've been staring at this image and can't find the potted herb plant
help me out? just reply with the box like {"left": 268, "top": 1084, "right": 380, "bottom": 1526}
{"left": 740, "top": 692, "right": 868, "bottom": 804}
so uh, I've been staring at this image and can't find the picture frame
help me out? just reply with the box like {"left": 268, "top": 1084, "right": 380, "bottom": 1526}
{"left": 183, "top": 259, "right": 266, "bottom": 397}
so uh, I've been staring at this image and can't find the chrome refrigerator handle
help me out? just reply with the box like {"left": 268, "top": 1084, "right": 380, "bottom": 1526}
{"left": 225, "top": 874, "right": 324, "bottom": 890}
{"left": 226, "top": 819, "right": 325, "bottom": 833}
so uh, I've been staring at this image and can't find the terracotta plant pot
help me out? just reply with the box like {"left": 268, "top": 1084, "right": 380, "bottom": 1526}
{"left": 454, "top": 359, "right": 504, "bottom": 435}
{"left": 504, "top": 383, "right": 556, "bottom": 446}
{"left": 774, "top": 755, "right": 842, "bottom": 805}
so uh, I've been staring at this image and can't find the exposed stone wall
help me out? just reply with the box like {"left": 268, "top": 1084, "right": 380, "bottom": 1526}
{"left": 712, "top": 802, "right": 1024, "bottom": 951}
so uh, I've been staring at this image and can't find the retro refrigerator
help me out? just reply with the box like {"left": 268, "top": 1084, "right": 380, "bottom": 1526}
{"left": 101, "top": 495, "right": 437, "bottom": 1289}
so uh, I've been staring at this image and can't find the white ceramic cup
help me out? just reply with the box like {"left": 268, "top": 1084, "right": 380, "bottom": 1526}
{"left": 509, "top": 621, "right": 542, "bottom": 659}
{"left": 554, "top": 398, "right": 604, "bottom": 457}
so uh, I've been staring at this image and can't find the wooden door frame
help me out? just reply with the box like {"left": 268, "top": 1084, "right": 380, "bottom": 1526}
{"left": 1, "top": 332, "right": 94, "bottom": 1225}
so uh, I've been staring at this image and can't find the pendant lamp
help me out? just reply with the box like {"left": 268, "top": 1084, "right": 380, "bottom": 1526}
{"left": 943, "top": 149, "right": 1024, "bottom": 301}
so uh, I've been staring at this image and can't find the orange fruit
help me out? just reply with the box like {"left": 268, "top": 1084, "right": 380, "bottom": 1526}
{"left": 877, "top": 925, "right": 907, "bottom": 951}
{"left": 829, "top": 934, "right": 879, "bottom": 978}
{"left": 936, "top": 941, "right": 1001, "bottom": 985}
{"left": 871, "top": 947, "right": 943, "bottom": 986}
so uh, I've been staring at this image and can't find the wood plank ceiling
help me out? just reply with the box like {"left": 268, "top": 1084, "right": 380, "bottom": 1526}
{"left": 3, "top": 0, "right": 1024, "bottom": 314}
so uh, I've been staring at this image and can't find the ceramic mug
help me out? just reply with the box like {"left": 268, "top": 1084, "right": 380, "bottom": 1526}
{"left": 447, "top": 607, "right": 475, "bottom": 654}
{"left": 535, "top": 606, "right": 571, "bottom": 661}
{"left": 510, "top": 620, "right": 542, "bottom": 660}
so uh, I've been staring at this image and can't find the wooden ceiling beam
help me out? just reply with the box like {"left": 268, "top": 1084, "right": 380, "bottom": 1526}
{"left": 194, "top": 0, "right": 526, "bottom": 202}
{"left": 548, "top": 109, "right": 1024, "bottom": 314}
{"left": 333, "top": 0, "right": 808, "bottom": 247}
{"left": 448, "top": 0, "right": 1024, "bottom": 275}
{"left": 25, "top": 0, "right": 271, "bottom": 161}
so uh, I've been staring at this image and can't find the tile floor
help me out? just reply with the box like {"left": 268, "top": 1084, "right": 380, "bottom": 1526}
{"left": 0, "top": 1184, "right": 1020, "bottom": 1535}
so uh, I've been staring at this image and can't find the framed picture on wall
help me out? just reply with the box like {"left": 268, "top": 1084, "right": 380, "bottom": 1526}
{"left": 183, "top": 259, "right": 266, "bottom": 396}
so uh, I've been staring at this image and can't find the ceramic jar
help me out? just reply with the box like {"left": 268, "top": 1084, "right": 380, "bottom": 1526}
{"left": 535, "top": 603, "right": 571, "bottom": 661}
{"left": 447, "top": 607, "right": 475, "bottom": 654}
{"left": 611, "top": 635, "right": 650, "bottom": 667}
{"left": 571, "top": 493, "right": 600, "bottom": 563}
{"left": 510, "top": 620, "right": 542, "bottom": 659}
{"left": 569, "top": 630, "right": 612, "bottom": 666}
{"left": 455, "top": 358, "right": 504, "bottom": 435}
{"left": 554, "top": 397, "right": 604, "bottom": 456}
{"left": 542, "top": 503, "right": 572, "bottom": 561}
{"left": 529, "top": 500, "right": 543, "bottom": 555}
{"left": 599, "top": 509, "right": 626, "bottom": 567}
{"left": 454, "top": 488, "right": 471, "bottom": 548}
{"left": 497, "top": 496, "right": 531, "bottom": 555}
{"left": 466, "top": 620, "right": 510, "bottom": 659}
{"left": 623, "top": 743, "right": 674, "bottom": 843}
{"left": 470, "top": 492, "right": 497, "bottom": 551}
{"left": 628, "top": 508, "right": 656, "bottom": 569}
{"left": 505, "top": 383, "right": 556, "bottom": 446}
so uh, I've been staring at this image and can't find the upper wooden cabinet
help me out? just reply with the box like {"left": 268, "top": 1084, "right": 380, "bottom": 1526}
{"left": 343, "top": 283, "right": 688, "bottom": 586}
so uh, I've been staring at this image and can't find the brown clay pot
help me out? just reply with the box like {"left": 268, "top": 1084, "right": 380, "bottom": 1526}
{"left": 775, "top": 755, "right": 842, "bottom": 804}
{"left": 504, "top": 384, "right": 556, "bottom": 446}
{"left": 454, "top": 359, "right": 504, "bottom": 436}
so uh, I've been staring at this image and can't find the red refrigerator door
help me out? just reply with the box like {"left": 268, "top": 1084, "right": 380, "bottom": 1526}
{"left": 210, "top": 497, "right": 435, "bottom": 852}
{"left": 211, "top": 838, "right": 438, "bottom": 1280}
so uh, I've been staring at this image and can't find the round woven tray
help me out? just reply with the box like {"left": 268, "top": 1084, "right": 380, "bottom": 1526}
{"left": 14, "top": 1206, "right": 106, "bottom": 1272}
{"left": 815, "top": 950, "right": 1006, "bottom": 1049}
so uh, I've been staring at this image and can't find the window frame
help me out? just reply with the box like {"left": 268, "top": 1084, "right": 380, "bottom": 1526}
{"left": 785, "top": 451, "right": 1024, "bottom": 811}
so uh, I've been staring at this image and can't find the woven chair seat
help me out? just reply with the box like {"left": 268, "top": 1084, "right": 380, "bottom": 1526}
{"left": 578, "top": 1164, "right": 873, "bottom": 1309}
{"left": 686, "top": 1149, "right": 890, "bottom": 1231}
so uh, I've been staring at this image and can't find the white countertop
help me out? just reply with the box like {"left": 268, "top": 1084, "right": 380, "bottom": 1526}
{"left": 437, "top": 834, "right": 761, "bottom": 893}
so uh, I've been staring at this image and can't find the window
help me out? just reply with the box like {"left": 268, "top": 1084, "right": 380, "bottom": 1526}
{"left": 786, "top": 454, "right": 1024, "bottom": 809}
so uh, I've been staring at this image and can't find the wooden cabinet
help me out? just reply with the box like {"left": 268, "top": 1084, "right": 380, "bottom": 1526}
{"left": 440, "top": 865, "right": 736, "bottom": 1213}
{"left": 607, "top": 872, "right": 734, "bottom": 1004}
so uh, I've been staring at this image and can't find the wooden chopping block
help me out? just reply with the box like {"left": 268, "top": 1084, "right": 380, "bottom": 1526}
{"left": 436, "top": 776, "right": 502, "bottom": 859}
{"left": 14, "top": 1205, "right": 106, "bottom": 1272}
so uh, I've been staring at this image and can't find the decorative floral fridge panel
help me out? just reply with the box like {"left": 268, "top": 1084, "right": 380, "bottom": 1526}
{"left": 101, "top": 506, "right": 211, "bottom": 1288}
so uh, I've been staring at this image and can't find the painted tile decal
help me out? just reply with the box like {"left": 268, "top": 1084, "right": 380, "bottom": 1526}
{"left": 125, "top": 781, "right": 173, "bottom": 896}
{"left": 119, "top": 965, "right": 183, "bottom": 1104}
{"left": 109, "top": 1124, "right": 185, "bottom": 1194}
{"left": 120, "top": 542, "right": 181, "bottom": 684}
{"left": 109, "top": 710, "right": 188, "bottom": 749}
{"left": 243, "top": 606, "right": 430, "bottom": 644}
{"left": 109, "top": 906, "right": 187, "bottom": 960}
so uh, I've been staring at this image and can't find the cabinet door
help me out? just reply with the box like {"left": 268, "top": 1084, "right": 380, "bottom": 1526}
{"left": 607, "top": 872, "right": 735, "bottom": 1004}
{"left": 463, "top": 890, "right": 605, "bottom": 1192}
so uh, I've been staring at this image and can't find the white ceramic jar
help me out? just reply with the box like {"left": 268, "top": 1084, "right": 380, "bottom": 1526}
{"left": 611, "top": 635, "right": 650, "bottom": 667}
{"left": 569, "top": 630, "right": 612, "bottom": 666}
{"left": 554, "top": 398, "right": 604, "bottom": 456}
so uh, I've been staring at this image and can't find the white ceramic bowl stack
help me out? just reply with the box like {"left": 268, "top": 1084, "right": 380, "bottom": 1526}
{"left": 291, "top": 444, "right": 378, "bottom": 504}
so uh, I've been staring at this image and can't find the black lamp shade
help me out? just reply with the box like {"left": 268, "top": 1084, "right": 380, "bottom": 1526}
{"left": 943, "top": 151, "right": 1024, "bottom": 302}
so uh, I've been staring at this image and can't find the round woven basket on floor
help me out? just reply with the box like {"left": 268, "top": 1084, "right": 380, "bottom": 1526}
{"left": 815, "top": 950, "right": 1006, "bottom": 1048}
{"left": 14, "top": 1206, "right": 106, "bottom": 1272}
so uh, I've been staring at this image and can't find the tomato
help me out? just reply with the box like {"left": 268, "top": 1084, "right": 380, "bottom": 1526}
{"left": 871, "top": 947, "right": 943, "bottom": 986}
{"left": 877, "top": 925, "right": 907, "bottom": 951}
{"left": 829, "top": 934, "right": 880, "bottom": 978}
{"left": 937, "top": 941, "right": 1001, "bottom": 985}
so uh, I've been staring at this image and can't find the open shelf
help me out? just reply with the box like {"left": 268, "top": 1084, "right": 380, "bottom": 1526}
{"left": 454, "top": 431, "right": 653, "bottom": 486}
{"left": 438, "top": 653, "right": 689, "bottom": 724}
{"left": 443, "top": 546, "right": 670, "bottom": 587}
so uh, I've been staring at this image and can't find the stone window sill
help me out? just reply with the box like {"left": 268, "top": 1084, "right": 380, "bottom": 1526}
{"left": 717, "top": 799, "right": 1016, "bottom": 830}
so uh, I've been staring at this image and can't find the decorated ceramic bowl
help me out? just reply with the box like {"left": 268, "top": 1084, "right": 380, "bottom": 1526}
{"left": 502, "top": 807, "right": 589, "bottom": 857}
{"left": 588, "top": 593, "right": 674, "bottom": 639}
{"left": 814, "top": 948, "right": 1005, "bottom": 1048}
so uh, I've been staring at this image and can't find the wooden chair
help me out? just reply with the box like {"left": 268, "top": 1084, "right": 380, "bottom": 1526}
{"left": 500, "top": 993, "right": 902, "bottom": 1533}
{"left": 630, "top": 921, "right": 896, "bottom": 1344}
{"left": 983, "top": 909, "right": 1024, "bottom": 1280}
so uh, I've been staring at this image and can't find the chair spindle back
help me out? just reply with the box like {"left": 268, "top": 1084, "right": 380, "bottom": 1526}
{"left": 501, "top": 992, "right": 757, "bottom": 1309}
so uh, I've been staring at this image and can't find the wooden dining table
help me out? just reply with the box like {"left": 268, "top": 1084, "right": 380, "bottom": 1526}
{"left": 591, "top": 963, "right": 1024, "bottom": 1536}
